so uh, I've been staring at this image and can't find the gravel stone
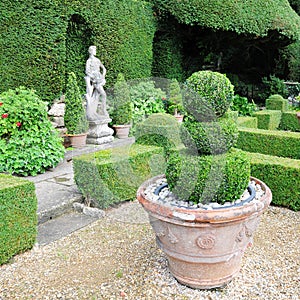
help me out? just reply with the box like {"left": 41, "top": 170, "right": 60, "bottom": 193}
{"left": 0, "top": 201, "right": 299, "bottom": 299}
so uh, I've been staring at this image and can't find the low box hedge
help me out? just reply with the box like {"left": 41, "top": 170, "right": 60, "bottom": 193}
{"left": 237, "top": 116, "right": 258, "bottom": 128}
{"left": 253, "top": 110, "right": 282, "bottom": 130}
{"left": 265, "top": 94, "right": 288, "bottom": 111}
{"left": 279, "top": 111, "right": 300, "bottom": 132}
{"left": 237, "top": 128, "right": 300, "bottom": 159}
{"left": 0, "top": 174, "right": 37, "bottom": 265}
{"left": 73, "top": 144, "right": 166, "bottom": 208}
{"left": 247, "top": 152, "right": 300, "bottom": 211}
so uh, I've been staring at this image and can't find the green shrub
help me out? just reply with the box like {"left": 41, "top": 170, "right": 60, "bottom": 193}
{"left": 260, "top": 75, "right": 289, "bottom": 101}
{"left": 0, "top": 87, "right": 65, "bottom": 176}
{"left": 0, "top": 174, "right": 37, "bottom": 265}
{"left": 109, "top": 73, "right": 133, "bottom": 125}
{"left": 279, "top": 111, "right": 300, "bottom": 132}
{"left": 135, "top": 113, "right": 182, "bottom": 157}
{"left": 237, "top": 128, "right": 300, "bottom": 159}
{"left": 166, "top": 148, "right": 250, "bottom": 205}
{"left": 129, "top": 80, "right": 166, "bottom": 134}
{"left": 248, "top": 152, "right": 300, "bottom": 211}
{"left": 181, "top": 114, "right": 239, "bottom": 154}
{"left": 64, "top": 72, "right": 89, "bottom": 135}
{"left": 253, "top": 110, "right": 282, "bottom": 130}
{"left": 73, "top": 144, "right": 166, "bottom": 208}
{"left": 265, "top": 94, "right": 288, "bottom": 111}
{"left": 185, "top": 71, "right": 234, "bottom": 118}
{"left": 231, "top": 94, "right": 257, "bottom": 116}
{"left": 237, "top": 116, "right": 258, "bottom": 129}
{"left": 167, "top": 79, "right": 185, "bottom": 115}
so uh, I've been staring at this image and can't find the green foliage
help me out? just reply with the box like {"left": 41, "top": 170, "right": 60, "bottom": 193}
{"left": 109, "top": 73, "right": 133, "bottom": 125}
{"left": 167, "top": 79, "right": 185, "bottom": 115}
{"left": 129, "top": 80, "right": 166, "bottom": 133}
{"left": 0, "top": 87, "right": 65, "bottom": 176}
{"left": 166, "top": 148, "right": 250, "bottom": 205}
{"left": 0, "top": 0, "right": 156, "bottom": 103}
{"left": 73, "top": 144, "right": 165, "bottom": 208}
{"left": 265, "top": 94, "right": 289, "bottom": 111}
{"left": 259, "top": 75, "right": 289, "bottom": 101}
{"left": 279, "top": 111, "right": 300, "bottom": 132}
{"left": 237, "top": 116, "right": 258, "bottom": 129}
{"left": 150, "top": 0, "right": 300, "bottom": 39}
{"left": 135, "top": 113, "right": 182, "bottom": 157}
{"left": 237, "top": 128, "right": 300, "bottom": 159}
{"left": 248, "top": 152, "right": 300, "bottom": 211}
{"left": 185, "top": 71, "right": 234, "bottom": 118}
{"left": 0, "top": 174, "right": 37, "bottom": 265}
{"left": 231, "top": 94, "right": 257, "bottom": 116}
{"left": 253, "top": 110, "right": 282, "bottom": 130}
{"left": 64, "top": 72, "right": 88, "bottom": 135}
{"left": 181, "top": 115, "right": 239, "bottom": 155}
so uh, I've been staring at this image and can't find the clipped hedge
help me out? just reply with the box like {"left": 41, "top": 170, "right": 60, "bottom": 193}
{"left": 237, "top": 116, "right": 258, "bottom": 128}
{"left": 253, "top": 110, "right": 282, "bottom": 130}
{"left": 265, "top": 94, "right": 288, "bottom": 111}
{"left": 135, "top": 113, "right": 182, "bottom": 157}
{"left": 0, "top": 174, "right": 37, "bottom": 265}
{"left": 248, "top": 152, "right": 300, "bottom": 211}
{"left": 237, "top": 128, "right": 300, "bottom": 159}
{"left": 279, "top": 110, "right": 300, "bottom": 132}
{"left": 0, "top": 0, "right": 156, "bottom": 102}
{"left": 73, "top": 144, "right": 165, "bottom": 208}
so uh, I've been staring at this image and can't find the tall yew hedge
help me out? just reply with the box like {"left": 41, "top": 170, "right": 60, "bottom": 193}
{"left": 0, "top": 0, "right": 156, "bottom": 103}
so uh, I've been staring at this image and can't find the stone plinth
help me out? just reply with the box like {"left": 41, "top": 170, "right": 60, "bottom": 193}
{"left": 87, "top": 117, "right": 114, "bottom": 145}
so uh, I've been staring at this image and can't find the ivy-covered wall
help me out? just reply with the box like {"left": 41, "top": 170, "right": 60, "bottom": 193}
{"left": 0, "top": 0, "right": 156, "bottom": 103}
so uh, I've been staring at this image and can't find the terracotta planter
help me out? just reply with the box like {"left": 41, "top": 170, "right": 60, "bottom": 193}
{"left": 67, "top": 133, "right": 87, "bottom": 148}
{"left": 174, "top": 114, "right": 184, "bottom": 123}
{"left": 137, "top": 174, "right": 272, "bottom": 289}
{"left": 297, "top": 112, "right": 300, "bottom": 124}
{"left": 113, "top": 124, "right": 131, "bottom": 139}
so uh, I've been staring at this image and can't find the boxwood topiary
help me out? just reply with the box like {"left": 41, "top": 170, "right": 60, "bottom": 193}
{"left": 166, "top": 148, "right": 250, "bottom": 204}
{"left": 185, "top": 71, "right": 234, "bottom": 118}
{"left": 0, "top": 87, "right": 65, "bottom": 176}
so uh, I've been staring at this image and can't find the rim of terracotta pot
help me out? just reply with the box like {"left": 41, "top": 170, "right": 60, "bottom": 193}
{"left": 137, "top": 174, "right": 272, "bottom": 224}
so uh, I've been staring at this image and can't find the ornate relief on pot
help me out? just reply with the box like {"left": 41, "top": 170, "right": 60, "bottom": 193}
{"left": 196, "top": 233, "right": 216, "bottom": 249}
{"left": 167, "top": 227, "right": 179, "bottom": 244}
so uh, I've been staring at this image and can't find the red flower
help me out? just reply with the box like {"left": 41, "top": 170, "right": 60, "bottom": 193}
{"left": 2, "top": 113, "right": 8, "bottom": 118}
{"left": 162, "top": 97, "right": 167, "bottom": 101}
{"left": 0, "top": 102, "right": 3, "bottom": 106}
{"left": 16, "top": 122, "right": 22, "bottom": 127}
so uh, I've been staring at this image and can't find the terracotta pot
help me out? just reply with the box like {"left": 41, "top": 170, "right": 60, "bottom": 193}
{"left": 174, "top": 114, "right": 184, "bottom": 123}
{"left": 137, "top": 174, "right": 272, "bottom": 289}
{"left": 67, "top": 133, "right": 87, "bottom": 148}
{"left": 297, "top": 112, "right": 300, "bottom": 123}
{"left": 113, "top": 124, "right": 131, "bottom": 139}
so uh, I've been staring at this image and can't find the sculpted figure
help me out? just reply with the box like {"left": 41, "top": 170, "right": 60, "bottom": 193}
{"left": 85, "top": 45, "right": 108, "bottom": 120}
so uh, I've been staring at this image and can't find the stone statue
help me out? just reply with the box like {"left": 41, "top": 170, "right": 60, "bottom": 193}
{"left": 85, "top": 45, "right": 108, "bottom": 120}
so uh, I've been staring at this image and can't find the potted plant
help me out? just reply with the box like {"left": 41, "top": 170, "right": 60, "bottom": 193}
{"left": 137, "top": 71, "right": 272, "bottom": 289}
{"left": 64, "top": 72, "right": 89, "bottom": 148}
{"left": 167, "top": 78, "right": 185, "bottom": 122}
{"left": 111, "top": 73, "right": 133, "bottom": 139}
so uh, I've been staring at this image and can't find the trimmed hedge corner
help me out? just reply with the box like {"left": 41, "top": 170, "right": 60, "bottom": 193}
{"left": 237, "top": 116, "right": 258, "bottom": 128}
{"left": 253, "top": 110, "right": 282, "bottom": 130}
{"left": 73, "top": 144, "right": 166, "bottom": 208}
{"left": 265, "top": 94, "right": 288, "bottom": 111}
{"left": 279, "top": 111, "right": 300, "bottom": 132}
{"left": 0, "top": 174, "right": 37, "bottom": 265}
{"left": 247, "top": 152, "right": 300, "bottom": 211}
{"left": 237, "top": 128, "right": 300, "bottom": 159}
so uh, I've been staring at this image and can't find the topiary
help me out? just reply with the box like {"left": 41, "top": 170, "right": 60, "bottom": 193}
{"left": 165, "top": 71, "right": 250, "bottom": 205}
{"left": 110, "top": 73, "right": 133, "bottom": 125}
{"left": 0, "top": 86, "right": 65, "bottom": 176}
{"left": 64, "top": 72, "right": 89, "bottom": 135}
{"left": 167, "top": 78, "right": 184, "bottom": 115}
{"left": 185, "top": 70, "right": 234, "bottom": 118}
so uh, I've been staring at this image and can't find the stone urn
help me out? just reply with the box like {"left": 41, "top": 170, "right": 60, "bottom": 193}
{"left": 137, "top": 174, "right": 272, "bottom": 289}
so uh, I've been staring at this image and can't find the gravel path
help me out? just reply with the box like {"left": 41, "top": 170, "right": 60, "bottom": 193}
{"left": 0, "top": 201, "right": 299, "bottom": 300}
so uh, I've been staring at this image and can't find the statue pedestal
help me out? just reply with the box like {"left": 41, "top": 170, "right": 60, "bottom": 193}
{"left": 87, "top": 117, "right": 114, "bottom": 145}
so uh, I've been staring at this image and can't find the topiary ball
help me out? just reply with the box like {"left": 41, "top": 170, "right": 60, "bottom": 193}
{"left": 166, "top": 148, "right": 250, "bottom": 204}
{"left": 180, "top": 114, "right": 239, "bottom": 154}
{"left": 185, "top": 71, "right": 234, "bottom": 119}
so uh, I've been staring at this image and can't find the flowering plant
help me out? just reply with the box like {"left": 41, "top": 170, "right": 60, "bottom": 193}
{"left": 0, "top": 87, "right": 65, "bottom": 176}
